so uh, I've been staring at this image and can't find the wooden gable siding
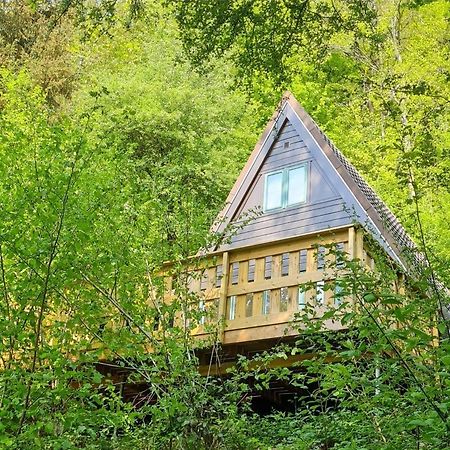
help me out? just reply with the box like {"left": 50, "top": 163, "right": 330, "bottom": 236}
{"left": 221, "top": 119, "right": 353, "bottom": 250}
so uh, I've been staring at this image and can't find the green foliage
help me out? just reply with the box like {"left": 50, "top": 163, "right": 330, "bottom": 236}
{"left": 72, "top": 15, "right": 257, "bottom": 260}
{"left": 0, "top": 1, "right": 449, "bottom": 449}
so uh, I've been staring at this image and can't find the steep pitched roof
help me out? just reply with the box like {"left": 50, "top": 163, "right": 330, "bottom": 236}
{"left": 212, "top": 92, "right": 420, "bottom": 271}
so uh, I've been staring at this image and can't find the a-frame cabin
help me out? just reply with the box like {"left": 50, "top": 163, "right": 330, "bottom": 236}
{"left": 163, "top": 92, "right": 420, "bottom": 373}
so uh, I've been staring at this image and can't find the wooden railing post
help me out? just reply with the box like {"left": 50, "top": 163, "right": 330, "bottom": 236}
{"left": 217, "top": 251, "right": 229, "bottom": 343}
{"left": 347, "top": 226, "right": 364, "bottom": 261}
{"left": 348, "top": 226, "right": 356, "bottom": 259}
{"left": 355, "top": 228, "right": 364, "bottom": 260}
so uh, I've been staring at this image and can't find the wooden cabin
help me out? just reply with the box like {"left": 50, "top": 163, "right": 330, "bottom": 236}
{"left": 162, "top": 92, "right": 421, "bottom": 370}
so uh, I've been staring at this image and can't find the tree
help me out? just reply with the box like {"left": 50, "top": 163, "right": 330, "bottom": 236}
{"left": 169, "top": 0, "right": 450, "bottom": 271}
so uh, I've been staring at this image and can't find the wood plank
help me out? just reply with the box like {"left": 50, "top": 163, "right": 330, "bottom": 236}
{"left": 226, "top": 311, "right": 293, "bottom": 331}
{"left": 223, "top": 319, "right": 347, "bottom": 344}
{"left": 288, "top": 250, "right": 298, "bottom": 280}
{"left": 232, "top": 198, "right": 346, "bottom": 231}
{"left": 255, "top": 257, "right": 265, "bottom": 282}
{"left": 236, "top": 294, "right": 246, "bottom": 320}
{"left": 263, "top": 150, "right": 311, "bottom": 172}
{"left": 198, "top": 352, "right": 341, "bottom": 376}
{"left": 230, "top": 215, "right": 352, "bottom": 248}
{"left": 272, "top": 288, "right": 280, "bottom": 314}
{"left": 239, "top": 259, "right": 249, "bottom": 285}
{"left": 288, "top": 286, "right": 297, "bottom": 312}
{"left": 355, "top": 228, "right": 364, "bottom": 260}
{"left": 272, "top": 254, "right": 281, "bottom": 279}
{"left": 307, "top": 248, "right": 315, "bottom": 272}
{"left": 228, "top": 229, "right": 349, "bottom": 263}
{"left": 207, "top": 266, "right": 216, "bottom": 291}
{"left": 227, "top": 270, "right": 327, "bottom": 296}
{"left": 269, "top": 136, "right": 306, "bottom": 153}
{"left": 254, "top": 292, "right": 263, "bottom": 318}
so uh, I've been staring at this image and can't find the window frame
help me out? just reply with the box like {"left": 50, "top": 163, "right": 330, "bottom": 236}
{"left": 263, "top": 170, "right": 284, "bottom": 211}
{"left": 263, "top": 164, "right": 308, "bottom": 212}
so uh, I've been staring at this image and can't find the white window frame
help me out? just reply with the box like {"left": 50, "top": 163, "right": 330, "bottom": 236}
{"left": 263, "top": 164, "right": 308, "bottom": 212}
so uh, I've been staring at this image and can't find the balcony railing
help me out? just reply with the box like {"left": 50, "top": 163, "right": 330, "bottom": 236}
{"left": 165, "top": 227, "right": 360, "bottom": 345}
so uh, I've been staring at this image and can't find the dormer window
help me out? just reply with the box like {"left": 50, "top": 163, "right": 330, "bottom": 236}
{"left": 263, "top": 165, "right": 308, "bottom": 212}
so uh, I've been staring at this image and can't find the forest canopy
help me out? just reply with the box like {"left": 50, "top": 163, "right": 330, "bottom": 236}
{"left": 0, "top": 0, "right": 449, "bottom": 449}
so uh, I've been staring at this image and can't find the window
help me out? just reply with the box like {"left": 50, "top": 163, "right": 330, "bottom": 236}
{"left": 287, "top": 166, "right": 307, "bottom": 206}
{"left": 265, "top": 172, "right": 283, "bottom": 210}
{"left": 262, "top": 290, "right": 271, "bottom": 315}
{"left": 264, "top": 165, "right": 308, "bottom": 211}
{"left": 227, "top": 296, "right": 236, "bottom": 320}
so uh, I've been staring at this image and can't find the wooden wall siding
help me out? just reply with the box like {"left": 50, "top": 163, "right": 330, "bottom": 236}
{"left": 222, "top": 120, "right": 353, "bottom": 251}
{"left": 229, "top": 199, "right": 350, "bottom": 249}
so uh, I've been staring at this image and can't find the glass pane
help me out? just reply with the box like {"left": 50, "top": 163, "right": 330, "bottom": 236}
{"left": 245, "top": 293, "right": 253, "bottom": 317}
{"left": 262, "top": 290, "right": 271, "bottom": 315}
{"left": 287, "top": 166, "right": 307, "bottom": 205}
{"left": 280, "top": 287, "right": 289, "bottom": 312}
{"left": 265, "top": 172, "right": 283, "bottom": 210}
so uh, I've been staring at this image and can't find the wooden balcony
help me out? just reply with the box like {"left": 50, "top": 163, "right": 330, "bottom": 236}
{"left": 164, "top": 226, "right": 365, "bottom": 347}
